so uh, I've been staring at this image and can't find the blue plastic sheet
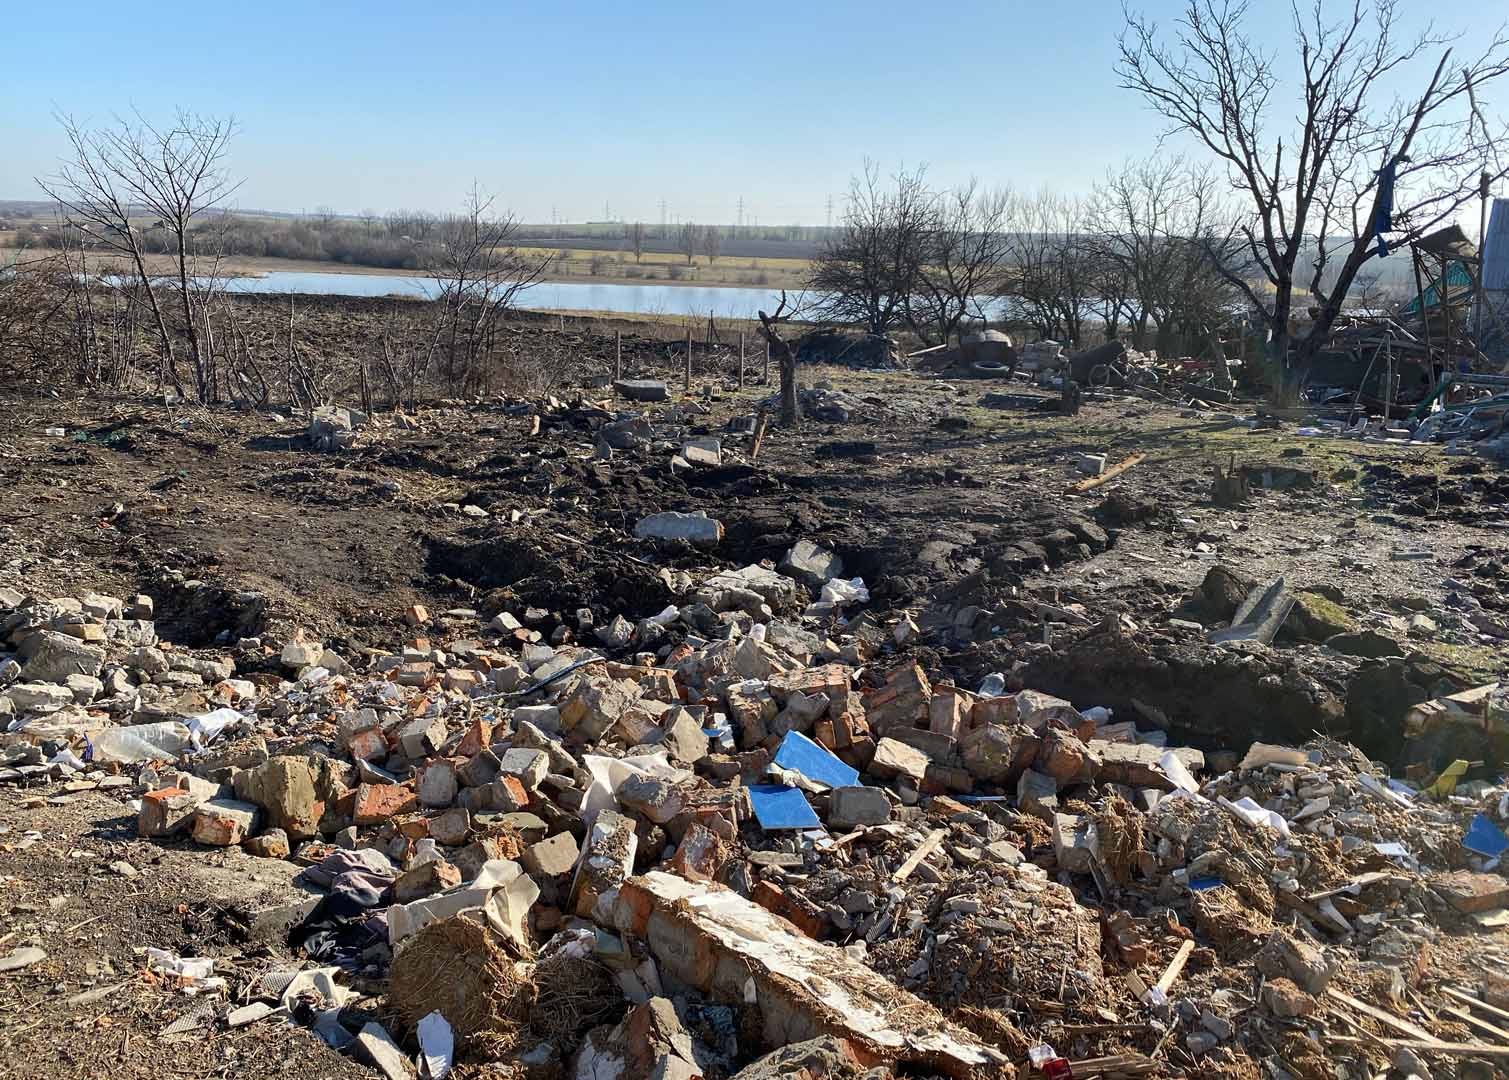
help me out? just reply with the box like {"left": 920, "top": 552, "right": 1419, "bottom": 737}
{"left": 772, "top": 731, "right": 859, "bottom": 790}
{"left": 747, "top": 784, "right": 821, "bottom": 830}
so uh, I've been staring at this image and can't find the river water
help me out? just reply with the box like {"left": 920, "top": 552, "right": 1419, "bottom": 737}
{"left": 219, "top": 270, "right": 788, "bottom": 319}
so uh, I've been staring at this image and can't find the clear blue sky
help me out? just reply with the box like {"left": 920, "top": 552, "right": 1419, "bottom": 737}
{"left": 0, "top": 1, "right": 1502, "bottom": 225}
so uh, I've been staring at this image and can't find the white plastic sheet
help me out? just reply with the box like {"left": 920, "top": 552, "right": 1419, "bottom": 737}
{"left": 1219, "top": 795, "right": 1292, "bottom": 839}
{"left": 581, "top": 751, "right": 693, "bottom": 821}
{"left": 185, "top": 707, "right": 241, "bottom": 751}
{"left": 1158, "top": 750, "right": 1202, "bottom": 796}
{"left": 821, "top": 577, "right": 870, "bottom": 606}
{"left": 417, "top": 1011, "right": 455, "bottom": 1080}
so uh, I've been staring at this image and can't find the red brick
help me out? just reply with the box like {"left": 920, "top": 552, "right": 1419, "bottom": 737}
{"left": 353, "top": 783, "right": 417, "bottom": 824}
{"left": 456, "top": 717, "right": 494, "bottom": 759}
{"left": 751, "top": 880, "right": 824, "bottom": 938}
{"left": 668, "top": 821, "right": 727, "bottom": 882}
{"left": 347, "top": 727, "right": 388, "bottom": 762}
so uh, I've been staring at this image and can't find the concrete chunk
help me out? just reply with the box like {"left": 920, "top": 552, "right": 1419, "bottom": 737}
{"left": 868, "top": 738, "right": 930, "bottom": 783}
{"left": 635, "top": 511, "right": 724, "bottom": 548}
{"left": 828, "top": 786, "right": 892, "bottom": 829}
{"left": 569, "top": 809, "right": 638, "bottom": 921}
{"left": 612, "top": 872, "right": 1006, "bottom": 1077}
{"left": 522, "top": 831, "right": 580, "bottom": 878}
{"left": 192, "top": 798, "right": 260, "bottom": 846}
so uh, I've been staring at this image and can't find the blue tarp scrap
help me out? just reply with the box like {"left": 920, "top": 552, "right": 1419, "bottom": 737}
{"left": 747, "top": 784, "right": 821, "bottom": 830}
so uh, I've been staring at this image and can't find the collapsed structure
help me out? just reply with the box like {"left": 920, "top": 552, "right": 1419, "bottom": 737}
{"left": 2, "top": 524, "right": 1507, "bottom": 1079}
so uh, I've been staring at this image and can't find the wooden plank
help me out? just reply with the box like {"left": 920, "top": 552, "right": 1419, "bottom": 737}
{"left": 1327, "top": 988, "right": 1441, "bottom": 1044}
{"left": 1153, "top": 940, "right": 1196, "bottom": 995}
{"left": 1324, "top": 1036, "right": 1509, "bottom": 1058}
{"left": 1065, "top": 1053, "right": 1157, "bottom": 1077}
{"left": 1275, "top": 888, "right": 1342, "bottom": 931}
{"left": 1069, "top": 452, "right": 1145, "bottom": 493}
{"left": 1307, "top": 871, "right": 1403, "bottom": 902}
{"left": 750, "top": 412, "right": 770, "bottom": 462}
{"left": 1441, "top": 1004, "right": 1509, "bottom": 1043}
{"left": 891, "top": 828, "right": 946, "bottom": 883}
{"left": 1441, "top": 986, "right": 1509, "bottom": 1028}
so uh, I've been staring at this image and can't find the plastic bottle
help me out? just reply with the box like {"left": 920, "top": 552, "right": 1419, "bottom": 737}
{"left": 88, "top": 721, "right": 191, "bottom": 764}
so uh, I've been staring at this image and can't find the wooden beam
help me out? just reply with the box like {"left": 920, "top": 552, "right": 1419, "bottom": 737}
{"left": 1154, "top": 940, "right": 1196, "bottom": 995}
{"left": 1325, "top": 1036, "right": 1509, "bottom": 1058}
{"left": 1441, "top": 986, "right": 1509, "bottom": 1028}
{"left": 1327, "top": 988, "right": 1441, "bottom": 1044}
{"left": 891, "top": 828, "right": 946, "bottom": 883}
{"left": 750, "top": 412, "right": 770, "bottom": 462}
{"left": 1069, "top": 452, "right": 1145, "bottom": 493}
{"left": 1441, "top": 1004, "right": 1509, "bottom": 1043}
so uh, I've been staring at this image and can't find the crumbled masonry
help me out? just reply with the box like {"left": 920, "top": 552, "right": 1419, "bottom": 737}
{"left": 3, "top": 533, "right": 1508, "bottom": 1078}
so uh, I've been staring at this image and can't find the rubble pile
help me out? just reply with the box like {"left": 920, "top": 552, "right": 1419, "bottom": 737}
{"left": 3, "top": 557, "right": 1509, "bottom": 1080}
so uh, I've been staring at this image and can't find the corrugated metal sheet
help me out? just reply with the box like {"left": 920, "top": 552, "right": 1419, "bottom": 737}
{"left": 1485, "top": 197, "right": 1509, "bottom": 293}
{"left": 1404, "top": 259, "right": 1475, "bottom": 314}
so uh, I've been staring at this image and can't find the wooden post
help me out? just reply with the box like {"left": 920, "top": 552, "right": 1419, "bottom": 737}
{"left": 685, "top": 327, "right": 692, "bottom": 392}
{"left": 763, "top": 338, "right": 770, "bottom": 382}
{"left": 750, "top": 411, "right": 770, "bottom": 461}
{"left": 558, "top": 313, "right": 564, "bottom": 333}
{"left": 738, "top": 331, "right": 745, "bottom": 390}
{"left": 614, "top": 330, "right": 622, "bottom": 381}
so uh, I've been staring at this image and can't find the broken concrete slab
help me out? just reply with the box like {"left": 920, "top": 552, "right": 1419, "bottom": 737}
{"left": 1207, "top": 575, "right": 1296, "bottom": 646}
{"left": 356, "top": 1020, "right": 416, "bottom": 1080}
{"left": 18, "top": 630, "right": 105, "bottom": 682}
{"left": 569, "top": 809, "right": 639, "bottom": 922}
{"left": 779, "top": 540, "right": 845, "bottom": 588}
{"left": 611, "top": 872, "right": 1006, "bottom": 1077}
{"left": 232, "top": 756, "right": 324, "bottom": 840}
{"left": 614, "top": 379, "right": 670, "bottom": 402}
{"left": 635, "top": 512, "right": 724, "bottom": 548}
{"left": 827, "top": 786, "right": 892, "bottom": 829}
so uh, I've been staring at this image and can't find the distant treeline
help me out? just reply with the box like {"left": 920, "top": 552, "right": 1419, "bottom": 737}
{"left": 12, "top": 213, "right": 445, "bottom": 270}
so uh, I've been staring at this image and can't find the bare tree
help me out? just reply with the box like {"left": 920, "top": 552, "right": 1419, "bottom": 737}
{"left": 677, "top": 222, "right": 702, "bottom": 265}
{"left": 1000, "top": 193, "right": 1098, "bottom": 346}
{"left": 40, "top": 109, "right": 241, "bottom": 401}
{"left": 1120, "top": 0, "right": 1509, "bottom": 397}
{"left": 427, "top": 184, "right": 554, "bottom": 396}
{"left": 809, "top": 161, "right": 931, "bottom": 336}
{"left": 906, "top": 180, "right": 1012, "bottom": 344}
{"left": 1085, "top": 156, "right": 1243, "bottom": 353}
{"left": 627, "top": 221, "right": 647, "bottom": 263}
{"left": 756, "top": 291, "right": 808, "bottom": 426}
{"left": 701, "top": 225, "right": 721, "bottom": 264}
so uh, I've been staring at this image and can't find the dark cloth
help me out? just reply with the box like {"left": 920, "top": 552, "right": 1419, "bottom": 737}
{"left": 1373, "top": 157, "right": 1400, "bottom": 257}
{"left": 290, "top": 850, "right": 396, "bottom": 970}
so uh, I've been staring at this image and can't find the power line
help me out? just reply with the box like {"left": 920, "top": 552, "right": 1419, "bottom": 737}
{"left": 737, "top": 196, "right": 744, "bottom": 229}
{"left": 825, "top": 194, "right": 833, "bottom": 229}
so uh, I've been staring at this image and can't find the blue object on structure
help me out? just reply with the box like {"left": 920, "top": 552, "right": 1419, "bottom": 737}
{"left": 1464, "top": 813, "right": 1509, "bottom": 859}
{"left": 1188, "top": 877, "right": 1225, "bottom": 892}
{"left": 772, "top": 731, "right": 859, "bottom": 790}
{"left": 1373, "top": 156, "right": 1400, "bottom": 257}
{"left": 747, "top": 784, "right": 821, "bottom": 830}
